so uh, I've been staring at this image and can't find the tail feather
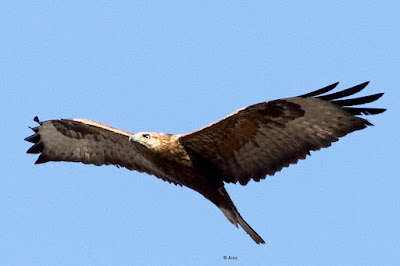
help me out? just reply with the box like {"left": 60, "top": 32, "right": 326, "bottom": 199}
{"left": 220, "top": 207, "right": 265, "bottom": 244}
{"left": 216, "top": 187, "right": 265, "bottom": 244}
{"left": 237, "top": 212, "right": 265, "bottom": 244}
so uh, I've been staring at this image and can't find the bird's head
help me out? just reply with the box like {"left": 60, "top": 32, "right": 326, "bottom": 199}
{"left": 129, "top": 132, "right": 174, "bottom": 150}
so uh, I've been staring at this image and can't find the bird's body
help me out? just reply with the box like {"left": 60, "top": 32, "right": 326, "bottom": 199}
{"left": 25, "top": 82, "right": 385, "bottom": 244}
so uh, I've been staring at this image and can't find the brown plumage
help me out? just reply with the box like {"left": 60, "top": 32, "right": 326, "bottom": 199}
{"left": 25, "top": 82, "right": 385, "bottom": 244}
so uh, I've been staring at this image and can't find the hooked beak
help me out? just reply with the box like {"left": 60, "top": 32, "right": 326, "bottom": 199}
{"left": 128, "top": 135, "right": 137, "bottom": 142}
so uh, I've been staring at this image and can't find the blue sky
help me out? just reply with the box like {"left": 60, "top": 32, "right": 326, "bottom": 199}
{"left": 1, "top": 1, "right": 399, "bottom": 265}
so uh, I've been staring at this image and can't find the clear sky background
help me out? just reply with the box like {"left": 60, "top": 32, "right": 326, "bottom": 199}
{"left": 1, "top": 1, "right": 399, "bottom": 265}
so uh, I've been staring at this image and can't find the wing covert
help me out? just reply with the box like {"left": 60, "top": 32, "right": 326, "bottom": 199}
{"left": 25, "top": 117, "right": 177, "bottom": 184}
{"left": 180, "top": 82, "right": 385, "bottom": 185}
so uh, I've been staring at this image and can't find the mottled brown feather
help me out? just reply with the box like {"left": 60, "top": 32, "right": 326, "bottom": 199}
{"left": 25, "top": 82, "right": 386, "bottom": 244}
{"left": 180, "top": 95, "right": 377, "bottom": 185}
{"left": 25, "top": 119, "right": 179, "bottom": 185}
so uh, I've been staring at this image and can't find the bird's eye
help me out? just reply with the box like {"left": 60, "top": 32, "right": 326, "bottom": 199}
{"left": 142, "top": 133, "right": 151, "bottom": 139}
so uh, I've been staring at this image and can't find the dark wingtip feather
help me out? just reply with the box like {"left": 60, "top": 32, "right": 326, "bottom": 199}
{"left": 35, "top": 154, "right": 49, "bottom": 164}
{"left": 26, "top": 142, "right": 44, "bottom": 154}
{"left": 299, "top": 82, "right": 339, "bottom": 97}
{"left": 24, "top": 133, "right": 40, "bottom": 143}
{"left": 332, "top": 93, "right": 384, "bottom": 107}
{"left": 301, "top": 82, "right": 385, "bottom": 117}
{"left": 366, "top": 108, "right": 386, "bottom": 115}
{"left": 318, "top": 81, "right": 370, "bottom": 101}
{"left": 28, "top": 116, "right": 41, "bottom": 133}
{"left": 342, "top": 107, "right": 386, "bottom": 115}
{"left": 34, "top": 116, "right": 41, "bottom": 124}
{"left": 29, "top": 126, "right": 39, "bottom": 133}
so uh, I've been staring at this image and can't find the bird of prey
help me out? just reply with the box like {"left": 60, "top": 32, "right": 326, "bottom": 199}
{"left": 25, "top": 82, "right": 385, "bottom": 244}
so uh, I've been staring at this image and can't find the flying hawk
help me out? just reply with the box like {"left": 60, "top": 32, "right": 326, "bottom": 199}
{"left": 25, "top": 82, "right": 385, "bottom": 244}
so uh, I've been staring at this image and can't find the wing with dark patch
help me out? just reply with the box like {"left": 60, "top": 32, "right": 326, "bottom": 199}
{"left": 180, "top": 82, "right": 385, "bottom": 185}
{"left": 25, "top": 117, "right": 178, "bottom": 185}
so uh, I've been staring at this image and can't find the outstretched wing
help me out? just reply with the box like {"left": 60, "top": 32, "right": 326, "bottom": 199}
{"left": 25, "top": 117, "right": 177, "bottom": 184}
{"left": 180, "top": 82, "right": 386, "bottom": 185}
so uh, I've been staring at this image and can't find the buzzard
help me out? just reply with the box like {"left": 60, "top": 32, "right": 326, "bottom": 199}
{"left": 25, "top": 82, "right": 385, "bottom": 244}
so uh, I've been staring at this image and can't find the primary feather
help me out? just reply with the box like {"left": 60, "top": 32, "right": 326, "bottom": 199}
{"left": 25, "top": 82, "right": 385, "bottom": 244}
